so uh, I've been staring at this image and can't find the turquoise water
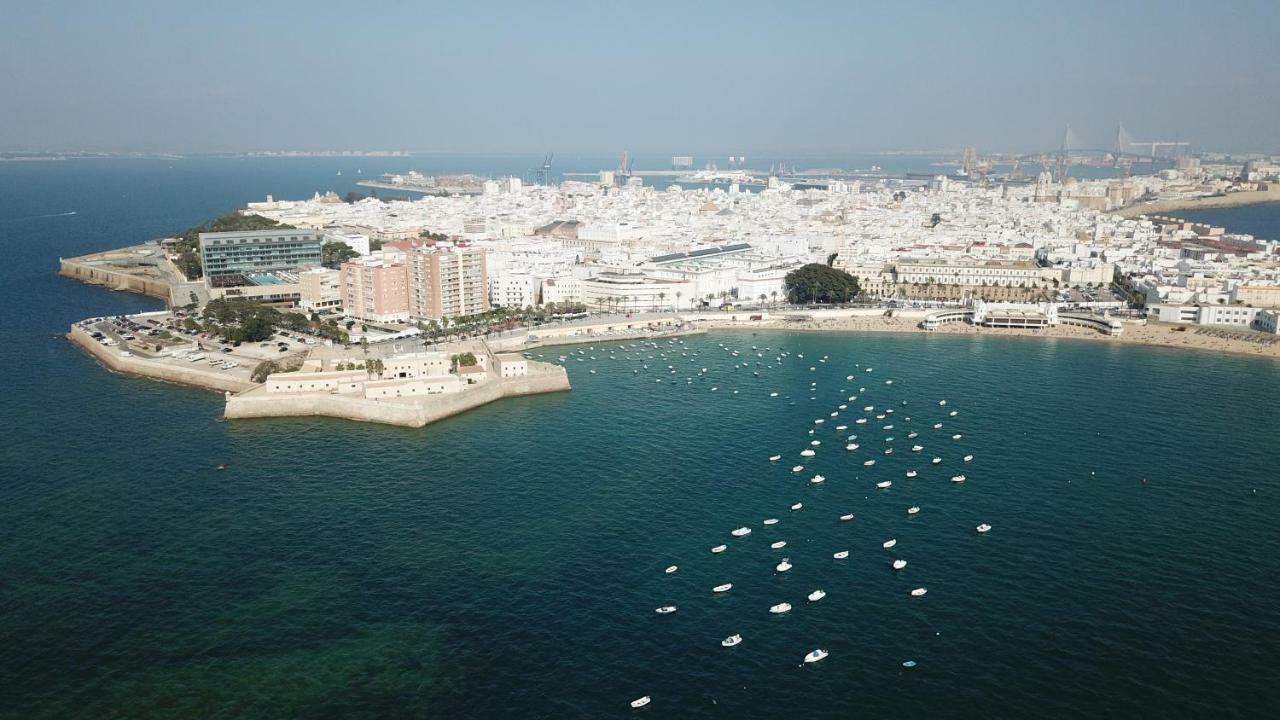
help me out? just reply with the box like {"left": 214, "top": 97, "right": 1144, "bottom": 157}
{"left": 3, "top": 159, "right": 1280, "bottom": 718}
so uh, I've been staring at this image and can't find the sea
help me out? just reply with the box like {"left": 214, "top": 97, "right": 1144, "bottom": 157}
{"left": 1, "top": 156, "right": 1279, "bottom": 719}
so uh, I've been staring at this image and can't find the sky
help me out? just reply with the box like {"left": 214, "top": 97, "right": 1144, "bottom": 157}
{"left": 2, "top": 0, "right": 1278, "bottom": 155}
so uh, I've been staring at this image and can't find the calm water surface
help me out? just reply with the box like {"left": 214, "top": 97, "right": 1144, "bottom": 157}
{"left": 1, "top": 159, "right": 1279, "bottom": 719}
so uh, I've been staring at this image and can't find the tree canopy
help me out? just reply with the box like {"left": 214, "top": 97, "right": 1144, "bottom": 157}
{"left": 784, "top": 263, "right": 861, "bottom": 305}
{"left": 321, "top": 241, "right": 360, "bottom": 269}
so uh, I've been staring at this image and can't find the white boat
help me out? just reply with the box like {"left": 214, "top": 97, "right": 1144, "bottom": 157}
{"left": 792, "top": 465, "right": 804, "bottom": 472}
{"left": 810, "top": 475, "right": 825, "bottom": 485}
{"left": 810, "top": 440, "right": 821, "bottom": 447}
{"left": 884, "top": 448, "right": 894, "bottom": 455}
{"left": 864, "top": 406, "right": 874, "bottom": 412}
{"left": 814, "top": 418, "right": 825, "bottom": 425}
{"left": 949, "top": 410, "right": 958, "bottom": 416}
{"left": 804, "top": 649, "right": 829, "bottom": 663}
{"left": 839, "top": 513, "right": 854, "bottom": 522}
{"left": 769, "top": 392, "right": 779, "bottom": 397}
{"left": 829, "top": 412, "right": 838, "bottom": 417}
{"left": 952, "top": 434, "right": 963, "bottom": 440}
{"left": 855, "top": 418, "right": 867, "bottom": 425}
{"left": 883, "top": 538, "right": 897, "bottom": 549}
{"left": 713, "top": 583, "right": 733, "bottom": 593}
{"left": 835, "top": 425, "right": 847, "bottom": 431}
{"left": 932, "top": 457, "right": 942, "bottom": 465}
{"left": 711, "top": 544, "right": 727, "bottom": 554}
{"left": 911, "top": 587, "right": 928, "bottom": 597}
{"left": 769, "top": 602, "right": 792, "bottom": 614}
{"left": 885, "top": 379, "right": 893, "bottom": 385}
{"left": 808, "top": 589, "right": 826, "bottom": 602}
{"left": 964, "top": 454, "right": 973, "bottom": 462}
{"left": 833, "top": 550, "right": 849, "bottom": 559}
{"left": 769, "top": 455, "right": 781, "bottom": 462}
{"left": 908, "top": 432, "right": 919, "bottom": 439}
{"left": 791, "top": 502, "right": 803, "bottom": 511}
{"left": 976, "top": 523, "right": 992, "bottom": 534}
{"left": 722, "top": 634, "right": 742, "bottom": 647}
{"left": 906, "top": 470, "right": 918, "bottom": 478}
{"left": 933, "top": 423, "right": 943, "bottom": 429}
{"left": 655, "top": 606, "right": 677, "bottom": 614}
{"left": 912, "top": 445, "right": 923, "bottom": 452}
{"left": 883, "top": 424, "right": 894, "bottom": 430}
{"left": 800, "top": 449, "right": 816, "bottom": 458}
{"left": 893, "top": 559, "right": 907, "bottom": 570}
{"left": 864, "top": 460, "right": 877, "bottom": 467}
{"left": 771, "top": 540, "right": 787, "bottom": 549}
{"left": 763, "top": 518, "right": 779, "bottom": 526}
{"left": 631, "top": 696, "right": 651, "bottom": 708}
{"left": 776, "top": 558, "right": 792, "bottom": 572}
{"left": 907, "top": 506, "right": 920, "bottom": 516}
{"left": 731, "top": 527, "right": 752, "bottom": 537}
{"left": 665, "top": 565, "right": 678, "bottom": 574}
{"left": 951, "top": 474, "right": 966, "bottom": 483}
{"left": 846, "top": 443, "right": 860, "bottom": 451}
{"left": 838, "top": 404, "right": 848, "bottom": 410}
{"left": 876, "top": 480, "right": 892, "bottom": 489}
{"left": 938, "top": 400, "right": 947, "bottom": 406}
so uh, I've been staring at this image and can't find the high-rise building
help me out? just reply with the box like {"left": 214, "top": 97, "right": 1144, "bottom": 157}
{"left": 339, "top": 256, "right": 410, "bottom": 322}
{"left": 408, "top": 246, "right": 489, "bottom": 320}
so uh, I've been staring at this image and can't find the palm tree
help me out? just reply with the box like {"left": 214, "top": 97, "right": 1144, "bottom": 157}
{"left": 675, "top": 290, "right": 683, "bottom": 314}
{"left": 759, "top": 293, "right": 767, "bottom": 307}
{"left": 657, "top": 291, "right": 667, "bottom": 312}
{"left": 770, "top": 290, "right": 778, "bottom": 308}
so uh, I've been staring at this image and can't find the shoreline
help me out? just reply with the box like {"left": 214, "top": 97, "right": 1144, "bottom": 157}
{"left": 703, "top": 316, "right": 1280, "bottom": 360}
{"left": 1116, "top": 189, "right": 1280, "bottom": 218}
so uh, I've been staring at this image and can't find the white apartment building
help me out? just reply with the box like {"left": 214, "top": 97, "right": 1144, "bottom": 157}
{"left": 488, "top": 271, "right": 537, "bottom": 308}
{"left": 581, "top": 272, "right": 689, "bottom": 312}
{"left": 298, "top": 268, "right": 342, "bottom": 313}
{"left": 324, "top": 231, "right": 371, "bottom": 256}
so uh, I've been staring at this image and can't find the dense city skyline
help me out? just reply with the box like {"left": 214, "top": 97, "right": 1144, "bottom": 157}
{"left": 3, "top": 0, "right": 1278, "bottom": 154}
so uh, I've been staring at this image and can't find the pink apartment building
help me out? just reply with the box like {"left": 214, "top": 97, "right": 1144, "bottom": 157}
{"left": 339, "top": 257, "right": 410, "bottom": 322}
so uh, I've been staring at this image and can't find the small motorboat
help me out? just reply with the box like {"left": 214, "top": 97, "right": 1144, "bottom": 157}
{"left": 838, "top": 404, "right": 848, "bottom": 410}
{"left": 665, "top": 565, "right": 678, "bottom": 574}
{"left": 846, "top": 443, "right": 860, "bottom": 451}
{"left": 814, "top": 418, "right": 825, "bottom": 425}
{"left": 792, "top": 465, "right": 805, "bottom": 472}
{"left": 791, "top": 502, "right": 803, "bottom": 511}
{"left": 763, "top": 518, "right": 779, "bottom": 526}
{"left": 883, "top": 539, "right": 897, "bottom": 549}
{"left": 907, "top": 506, "right": 920, "bottom": 516}
{"left": 863, "top": 406, "right": 874, "bottom": 412}
{"left": 722, "top": 634, "right": 742, "bottom": 647}
{"left": 839, "top": 513, "right": 854, "bottom": 522}
{"left": 655, "top": 606, "right": 677, "bottom": 614}
{"left": 771, "top": 540, "right": 787, "bottom": 549}
{"left": 810, "top": 475, "right": 825, "bottom": 485}
{"left": 883, "top": 424, "right": 895, "bottom": 430}
{"left": 776, "top": 558, "right": 792, "bottom": 572}
{"left": 833, "top": 550, "right": 849, "bottom": 559}
{"left": 713, "top": 583, "right": 733, "bottom": 593}
{"left": 964, "top": 454, "right": 974, "bottom": 462}
{"left": 952, "top": 434, "right": 962, "bottom": 440}
{"left": 906, "top": 470, "right": 918, "bottom": 478}
{"left": 769, "top": 392, "right": 779, "bottom": 397}
{"left": 769, "top": 455, "right": 781, "bottom": 462}
{"left": 804, "top": 649, "right": 829, "bottom": 663}
{"left": 933, "top": 423, "right": 943, "bottom": 429}
{"left": 808, "top": 589, "right": 826, "bottom": 602}
{"left": 908, "top": 432, "right": 918, "bottom": 439}
{"left": 876, "top": 480, "right": 892, "bottom": 489}
{"left": 631, "top": 696, "right": 652, "bottom": 708}
{"left": 810, "top": 440, "right": 821, "bottom": 447}
{"left": 835, "top": 425, "right": 848, "bottom": 431}
{"left": 938, "top": 400, "right": 947, "bottom": 406}
{"left": 949, "top": 410, "right": 958, "bottom": 416}
{"left": 911, "top": 587, "right": 928, "bottom": 597}
{"left": 884, "top": 448, "right": 894, "bottom": 455}
{"left": 976, "top": 523, "right": 992, "bottom": 534}
{"left": 893, "top": 559, "right": 907, "bottom": 570}
{"left": 829, "top": 411, "right": 838, "bottom": 417}
{"left": 769, "top": 602, "right": 792, "bottom": 614}
{"left": 800, "top": 449, "right": 816, "bottom": 457}
{"left": 932, "top": 457, "right": 942, "bottom": 465}
{"left": 864, "top": 460, "right": 877, "bottom": 467}
{"left": 855, "top": 418, "right": 867, "bottom": 425}
{"left": 885, "top": 379, "right": 893, "bottom": 385}
{"left": 711, "top": 544, "right": 727, "bottom": 554}
{"left": 951, "top": 474, "right": 966, "bottom": 483}
{"left": 731, "top": 527, "right": 752, "bottom": 537}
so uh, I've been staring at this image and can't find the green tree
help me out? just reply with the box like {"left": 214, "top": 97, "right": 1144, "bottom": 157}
{"left": 321, "top": 241, "right": 360, "bottom": 269}
{"left": 784, "top": 264, "right": 861, "bottom": 305}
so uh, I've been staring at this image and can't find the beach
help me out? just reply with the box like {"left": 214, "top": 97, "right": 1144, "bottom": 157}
{"left": 705, "top": 313, "right": 1280, "bottom": 359}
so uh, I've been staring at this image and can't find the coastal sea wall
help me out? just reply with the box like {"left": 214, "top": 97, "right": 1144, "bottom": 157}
{"left": 222, "top": 362, "right": 571, "bottom": 428}
{"left": 1117, "top": 187, "right": 1280, "bottom": 218}
{"left": 59, "top": 258, "right": 171, "bottom": 302}
{"left": 66, "top": 325, "right": 255, "bottom": 394}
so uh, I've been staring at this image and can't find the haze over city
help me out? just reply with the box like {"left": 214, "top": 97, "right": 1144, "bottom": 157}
{"left": 3, "top": 0, "right": 1279, "bottom": 154}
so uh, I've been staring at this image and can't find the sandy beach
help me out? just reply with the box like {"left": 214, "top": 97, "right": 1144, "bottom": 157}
{"left": 707, "top": 315, "right": 1280, "bottom": 360}
{"left": 1116, "top": 188, "right": 1280, "bottom": 218}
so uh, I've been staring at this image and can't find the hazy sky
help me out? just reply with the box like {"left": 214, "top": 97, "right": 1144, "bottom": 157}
{"left": 3, "top": 0, "right": 1277, "bottom": 154}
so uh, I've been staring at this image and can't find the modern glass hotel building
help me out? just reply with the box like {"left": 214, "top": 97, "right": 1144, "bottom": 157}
{"left": 198, "top": 229, "right": 322, "bottom": 279}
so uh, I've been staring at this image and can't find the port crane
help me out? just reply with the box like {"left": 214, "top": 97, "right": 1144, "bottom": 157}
{"left": 534, "top": 153, "right": 554, "bottom": 185}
